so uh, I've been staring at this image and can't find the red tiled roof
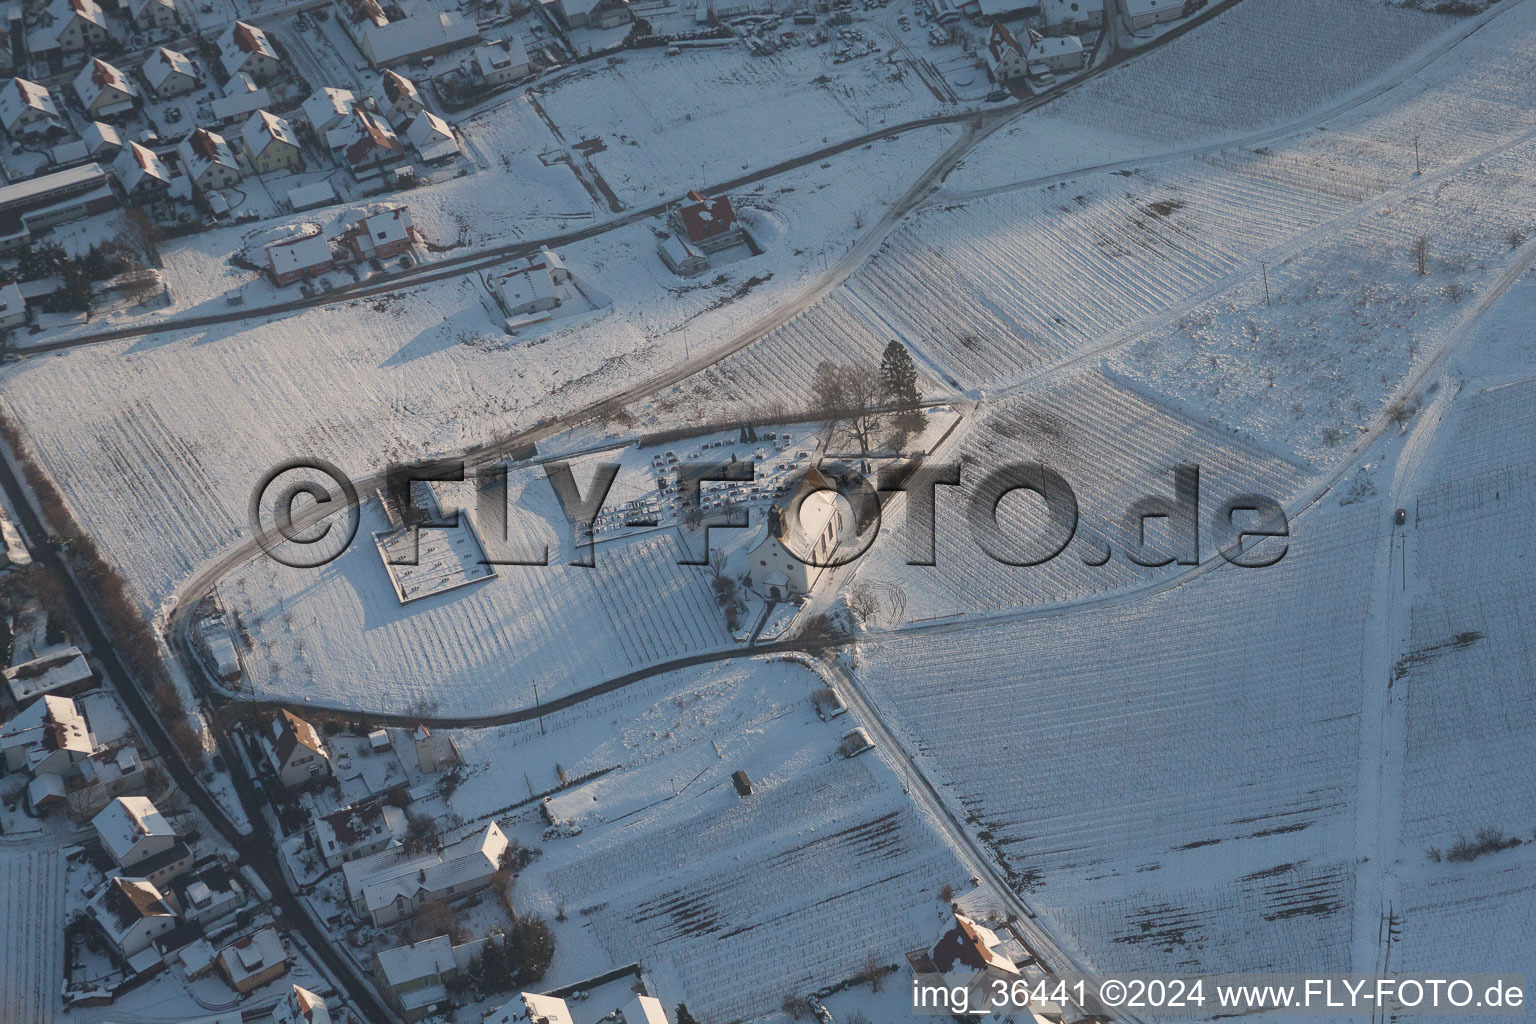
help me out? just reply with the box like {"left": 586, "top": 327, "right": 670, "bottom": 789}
{"left": 675, "top": 192, "right": 737, "bottom": 244}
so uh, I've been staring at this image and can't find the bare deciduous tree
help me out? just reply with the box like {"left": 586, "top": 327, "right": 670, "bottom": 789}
{"left": 812, "top": 359, "right": 883, "bottom": 458}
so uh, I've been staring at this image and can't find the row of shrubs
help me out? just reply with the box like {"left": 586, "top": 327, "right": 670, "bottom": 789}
{"left": 0, "top": 411, "right": 206, "bottom": 770}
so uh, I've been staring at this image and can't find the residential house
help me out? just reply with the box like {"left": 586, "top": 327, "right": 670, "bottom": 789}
{"left": 273, "top": 985, "right": 333, "bottom": 1024}
{"left": 327, "top": 106, "right": 405, "bottom": 179}
{"left": 405, "top": 111, "right": 456, "bottom": 163}
{"left": 128, "top": 0, "right": 179, "bottom": 30}
{"left": 0, "top": 692, "right": 94, "bottom": 774}
{"left": 1119, "top": 0, "right": 1183, "bottom": 31}
{"left": 550, "top": 0, "right": 631, "bottom": 29}
{"left": 35, "top": 0, "right": 111, "bottom": 53}
{"left": 91, "top": 877, "right": 177, "bottom": 958}
{"left": 657, "top": 235, "right": 707, "bottom": 277}
{"left": 302, "top": 87, "right": 355, "bottom": 134}
{"left": 926, "top": 908, "right": 1022, "bottom": 1014}
{"left": 356, "top": 11, "right": 480, "bottom": 68}
{"left": 241, "top": 109, "right": 303, "bottom": 174}
{"left": 469, "top": 36, "right": 528, "bottom": 86}
{"left": 374, "top": 933, "right": 495, "bottom": 1022}
{"left": 983, "top": 22, "right": 1027, "bottom": 82}
{"left": 1025, "top": 31, "right": 1085, "bottom": 74}
{"left": 171, "top": 861, "right": 248, "bottom": 925}
{"left": 143, "top": 47, "right": 199, "bottom": 98}
{"left": 218, "top": 21, "right": 282, "bottom": 84}
{"left": 743, "top": 465, "right": 845, "bottom": 600}
{"left": 178, "top": 128, "right": 243, "bottom": 193}
{"left": 485, "top": 992, "right": 578, "bottom": 1024}
{"left": 93, "top": 795, "right": 193, "bottom": 885}
{"left": 343, "top": 821, "right": 509, "bottom": 926}
{"left": 342, "top": 205, "right": 418, "bottom": 261}
{"left": 74, "top": 58, "right": 138, "bottom": 118}
{"left": 1041, "top": 0, "right": 1101, "bottom": 34}
{"left": 268, "top": 709, "right": 330, "bottom": 786}
{"left": 218, "top": 926, "right": 290, "bottom": 994}
{"left": 112, "top": 141, "right": 173, "bottom": 198}
{"left": 378, "top": 69, "right": 423, "bottom": 128}
{"left": 669, "top": 190, "right": 747, "bottom": 253}
{"left": 493, "top": 250, "right": 567, "bottom": 316}
{"left": 312, "top": 796, "right": 408, "bottom": 868}
{"left": 0, "top": 78, "right": 65, "bottom": 139}
{"left": 265, "top": 232, "right": 334, "bottom": 286}
{"left": 57, "top": 744, "right": 147, "bottom": 818}
{"left": 4, "top": 644, "right": 92, "bottom": 706}
{"left": 210, "top": 72, "right": 269, "bottom": 125}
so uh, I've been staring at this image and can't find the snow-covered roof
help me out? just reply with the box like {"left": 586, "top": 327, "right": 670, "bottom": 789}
{"left": 73, "top": 58, "right": 137, "bottom": 111}
{"left": 266, "top": 232, "right": 333, "bottom": 277}
{"left": 4, "top": 644, "right": 91, "bottom": 705}
{"left": 129, "top": 0, "right": 176, "bottom": 18}
{"left": 314, "top": 798, "right": 405, "bottom": 858}
{"left": 620, "top": 995, "right": 669, "bottom": 1024}
{"left": 1027, "top": 32, "right": 1083, "bottom": 59}
{"left": 473, "top": 35, "right": 528, "bottom": 76}
{"left": 349, "top": 205, "right": 414, "bottom": 247}
{"left": 113, "top": 141, "right": 171, "bottom": 191}
{"left": 144, "top": 47, "right": 196, "bottom": 92}
{"left": 380, "top": 69, "right": 419, "bottom": 104}
{"left": 287, "top": 180, "right": 337, "bottom": 211}
{"left": 93, "top": 877, "right": 172, "bottom": 940}
{"left": 178, "top": 127, "right": 240, "bottom": 183}
{"left": 241, "top": 109, "right": 298, "bottom": 159}
{"left": 217, "top": 927, "right": 288, "bottom": 986}
{"left": 374, "top": 934, "right": 456, "bottom": 986}
{"left": 329, "top": 107, "right": 403, "bottom": 166}
{"left": 211, "top": 76, "right": 270, "bottom": 122}
{"left": 218, "top": 21, "right": 278, "bottom": 73}
{"left": 988, "top": 21, "right": 1024, "bottom": 62}
{"left": 272, "top": 984, "right": 332, "bottom": 1024}
{"left": 92, "top": 795, "right": 175, "bottom": 863}
{"left": 360, "top": 11, "right": 479, "bottom": 66}
{"left": 353, "top": 822, "right": 508, "bottom": 913}
{"left": 302, "top": 87, "right": 355, "bottom": 131}
{"left": 0, "top": 78, "right": 61, "bottom": 129}
{"left": 406, "top": 111, "right": 456, "bottom": 161}
{"left": 517, "top": 993, "right": 577, "bottom": 1024}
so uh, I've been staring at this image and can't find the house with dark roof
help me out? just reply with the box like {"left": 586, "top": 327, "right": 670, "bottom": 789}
{"left": 218, "top": 21, "right": 282, "bottom": 83}
{"left": 668, "top": 190, "right": 747, "bottom": 254}
{"left": 178, "top": 128, "right": 243, "bottom": 193}
{"left": 378, "top": 70, "right": 423, "bottom": 128}
{"left": 73, "top": 57, "right": 138, "bottom": 118}
{"left": 91, "top": 876, "right": 178, "bottom": 958}
{"left": 313, "top": 796, "right": 408, "bottom": 868}
{"left": 983, "top": 22, "right": 1028, "bottom": 82}
{"left": 327, "top": 106, "right": 406, "bottom": 179}
{"left": 112, "top": 141, "right": 173, "bottom": 197}
{"left": 270, "top": 709, "right": 330, "bottom": 787}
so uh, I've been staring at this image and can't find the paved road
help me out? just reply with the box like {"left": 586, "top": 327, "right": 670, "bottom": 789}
{"left": 0, "top": 459, "right": 395, "bottom": 1022}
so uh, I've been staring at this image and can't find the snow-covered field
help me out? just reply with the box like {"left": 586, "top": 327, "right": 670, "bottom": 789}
{"left": 0, "top": 847, "right": 65, "bottom": 1024}
{"left": 449, "top": 657, "right": 970, "bottom": 1021}
{"left": 946, "top": 0, "right": 1456, "bottom": 193}
{"left": 849, "top": 367, "right": 1313, "bottom": 621}
{"left": 853, "top": 494, "right": 1384, "bottom": 974}
{"left": 0, "top": 126, "right": 955, "bottom": 617}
